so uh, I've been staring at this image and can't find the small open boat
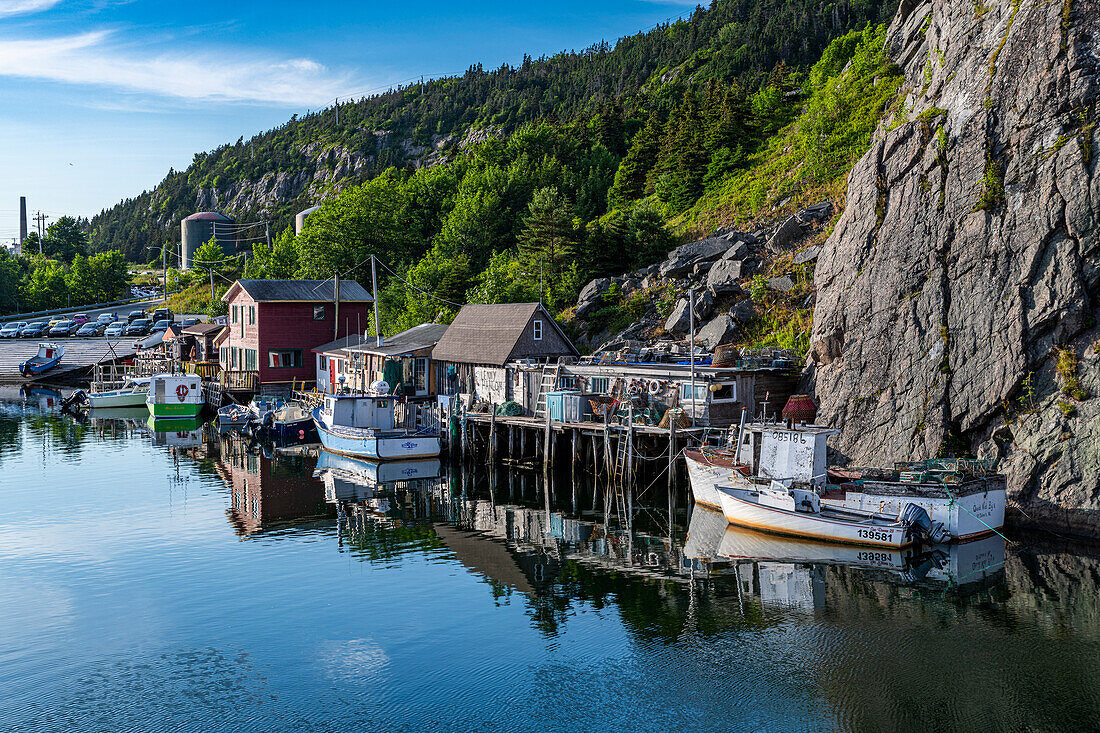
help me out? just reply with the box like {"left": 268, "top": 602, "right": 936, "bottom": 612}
{"left": 216, "top": 403, "right": 252, "bottom": 429}
{"left": 270, "top": 404, "right": 315, "bottom": 441}
{"left": 715, "top": 480, "right": 948, "bottom": 548}
{"left": 19, "top": 342, "right": 64, "bottom": 376}
{"left": 146, "top": 373, "right": 203, "bottom": 420}
{"left": 86, "top": 377, "right": 150, "bottom": 409}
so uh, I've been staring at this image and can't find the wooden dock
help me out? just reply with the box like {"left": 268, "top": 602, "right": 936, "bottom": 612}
{"left": 0, "top": 338, "right": 137, "bottom": 385}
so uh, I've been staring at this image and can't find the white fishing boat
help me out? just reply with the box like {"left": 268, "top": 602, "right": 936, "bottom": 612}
{"left": 312, "top": 380, "right": 440, "bottom": 461}
{"left": 86, "top": 376, "right": 150, "bottom": 409}
{"left": 685, "top": 416, "right": 1005, "bottom": 541}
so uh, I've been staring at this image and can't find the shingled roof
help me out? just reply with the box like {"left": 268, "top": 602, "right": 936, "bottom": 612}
{"left": 431, "top": 303, "right": 577, "bottom": 366}
{"left": 222, "top": 279, "right": 372, "bottom": 303}
{"left": 348, "top": 323, "right": 449, "bottom": 357}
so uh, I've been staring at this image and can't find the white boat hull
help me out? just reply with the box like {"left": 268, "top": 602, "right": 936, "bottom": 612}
{"left": 87, "top": 390, "right": 148, "bottom": 409}
{"left": 821, "top": 487, "right": 1005, "bottom": 541}
{"left": 313, "top": 408, "right": 440, "bottom": 460}
{"left": 717, "top": 487, "right": 913, "bottom": 548}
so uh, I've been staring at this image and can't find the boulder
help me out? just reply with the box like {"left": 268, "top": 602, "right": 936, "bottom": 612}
{"left": 664, "top": 297, "right": 693, "bottom": 333}
{"left": 575, "top": 298, "right": 602, "bottom": 319}
{"left": 722, "top": 241, "right": 750, "bottom": 261}
{"left": 729, "top": 298, "right": 755, "bottom": 324}
{"left": 798, "top": 201, "right": 833, "bottom": 222}
{"left": 707, "top": 258, "right": 746, "bottom": 288}
{"left": 764, "top": 215, "right": 807, "bottom": 253}
{"left": 696, "top": 315, "right": 738, "bottom": 351}
{"left": 767, "top": 276, "right": 795, "bottom": 292}
{"left": 793, "top": 244, "right": 823, "bottom": 266}
{"left": 658, "top": 237, "right": 729, "bottom": 278}
{"left": 708, "top": 280, "right": 744, "bottom": 299}
{"left": 663, "top": 290, "right": 713, "bottom": 333}
{"left": 578, "top": 277, "right": 611, "bottom": 304}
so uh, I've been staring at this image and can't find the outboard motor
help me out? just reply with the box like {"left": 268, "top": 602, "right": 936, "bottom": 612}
{"left": 60, "top": 390, "right": 87, "bottom": 412}
{"left": 898, "top": 503, "right": 950, "bottom": 545}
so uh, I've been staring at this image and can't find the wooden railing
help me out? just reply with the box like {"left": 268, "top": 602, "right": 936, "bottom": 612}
{"left": 220, "top": 370, "right": 258, "bottom": 391}
{"left": 183, "top": 361, "right": 220, "bottom": 379}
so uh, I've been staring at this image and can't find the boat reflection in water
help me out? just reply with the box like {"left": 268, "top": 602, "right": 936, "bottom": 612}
{"left": 683, "top": 506, "right": 1006, "bottom": 610}
{"left": 315, "top": 449, "right": 443, "bottom": 504}
{"left": 20, "top": 384, "right": 63, "bottom": 412}
{"left": 144, "top": 415, "right": 206, "bottom": 448}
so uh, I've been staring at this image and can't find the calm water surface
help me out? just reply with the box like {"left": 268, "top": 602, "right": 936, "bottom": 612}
{"left": 1, "top": 399, "right": 1099, "bottom": 732}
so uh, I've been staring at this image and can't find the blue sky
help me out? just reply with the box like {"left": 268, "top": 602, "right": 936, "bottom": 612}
{"left": 0, "top": 0, "right": 698, "bottom": 243}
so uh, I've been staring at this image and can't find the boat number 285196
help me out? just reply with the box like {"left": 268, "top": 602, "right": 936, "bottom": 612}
{"left": 857, "top": 529, "right": 894, "bottom": 542}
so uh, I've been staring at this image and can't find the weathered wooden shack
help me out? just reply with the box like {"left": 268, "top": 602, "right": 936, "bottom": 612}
{"left": 431, "top": 303, "right": 578, "bottom": 401}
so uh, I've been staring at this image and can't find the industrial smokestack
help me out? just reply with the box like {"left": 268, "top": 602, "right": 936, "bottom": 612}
{"left": 19, "top": 196, "right": 27, "bottom": 251}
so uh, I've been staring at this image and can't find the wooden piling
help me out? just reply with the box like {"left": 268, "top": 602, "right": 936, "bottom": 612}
{"left": 668, "top": 417, "right": 677, "bottom": 538}
{"left": 488, "top": 406, "right": 496, "bottom": 464}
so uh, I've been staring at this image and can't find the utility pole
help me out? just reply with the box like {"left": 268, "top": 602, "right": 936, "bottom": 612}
{"left": 208, "top": 266, "right": 215, "bottom": 304}
{"left": 34, "top": 211, "right": 48, "bottom": 254}
{"left": 335, "top": 97, "right": 339, "bottom": 126}
{"left": 333, "top": 271, "right": 340, "bottom": 341}
{"left": 688, "top": 286, "right": 696, "bottom": 428}
{"left": 371, "top": 255, "right": 382, "bottom": 348}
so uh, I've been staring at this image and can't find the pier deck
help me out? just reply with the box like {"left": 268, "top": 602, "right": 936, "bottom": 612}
{"left": 461, "top": 411, "right": 708, "bottom": 437}
{"left": 0, "top": 338, "right": 137, "bottom": 384}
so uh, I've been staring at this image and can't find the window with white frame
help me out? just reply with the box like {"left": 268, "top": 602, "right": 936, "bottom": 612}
{"left": 559, "top": 375, "right": 579, "bottom": 390}
{"left": 319, "top": 355, "right": 328, "bottom": 370}
{"left": 679, "top": 383, "right": 709, "bottom": 402}
{"left": 268, "top": 349, "right": 302, "bottom": 369}
{"left": 533, "top": 319, "right": 543, "bottom": 341}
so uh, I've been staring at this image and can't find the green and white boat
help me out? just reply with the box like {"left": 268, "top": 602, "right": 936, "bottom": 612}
{"left": 146, "top": 373, "right": 204, "bottom": 420}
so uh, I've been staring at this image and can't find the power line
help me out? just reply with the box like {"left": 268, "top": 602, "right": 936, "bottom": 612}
{"left": 374, "top": 256, "right": 463, "bottom": 308}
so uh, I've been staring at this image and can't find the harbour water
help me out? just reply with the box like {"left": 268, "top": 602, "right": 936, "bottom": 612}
{"left": 2, "top": 397, "right": 1099, "bottom": 731}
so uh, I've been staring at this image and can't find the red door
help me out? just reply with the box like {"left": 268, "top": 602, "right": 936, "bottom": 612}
{"left": 329, "top": 358, "right": 336, "bottom": 393}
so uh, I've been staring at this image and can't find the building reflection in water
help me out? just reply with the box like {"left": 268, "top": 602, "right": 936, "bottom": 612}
{"left": 217, "top": 436, "right": 332, "bottom": 537}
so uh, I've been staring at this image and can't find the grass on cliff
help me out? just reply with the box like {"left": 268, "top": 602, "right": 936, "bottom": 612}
{"left": 683, "top": 23, "right": 904, "bottom": 232}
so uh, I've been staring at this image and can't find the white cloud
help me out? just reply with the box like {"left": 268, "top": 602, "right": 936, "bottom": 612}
{"left": 0, "top": 30, "right": 362, "bottom": 106}
{"left": 0, "top": 0, "right": 61, "bottom": 17}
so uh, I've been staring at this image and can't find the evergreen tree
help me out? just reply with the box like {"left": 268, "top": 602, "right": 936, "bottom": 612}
{"left": 518, "top": 187, "right": 578, "bottom": 310}
{"left": 593, "top": 100, "right": 626, "bottom": 157}
{"left": 608, "top": 111, "right": 662, "bottom": 208}
{"left": 654, "top": 91, "right": 707, "bottom": 211}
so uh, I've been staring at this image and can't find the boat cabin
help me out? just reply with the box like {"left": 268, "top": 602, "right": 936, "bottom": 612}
{"left": 730, "top": 422, "right": 838, "bottom": 488}
{"left": 321, "top": 394, "right": 395, "bottom": 431}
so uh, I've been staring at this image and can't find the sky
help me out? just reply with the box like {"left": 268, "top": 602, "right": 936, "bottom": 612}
{"left": 0, "top": 0, "right": 699, "bottom": 244}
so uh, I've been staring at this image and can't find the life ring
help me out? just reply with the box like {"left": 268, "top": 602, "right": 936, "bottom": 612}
{"left": 647, "top": 379, "right": 661, "bottom": 395}
{"left": 627, "top": 380, "right": 641, "bottom": 395}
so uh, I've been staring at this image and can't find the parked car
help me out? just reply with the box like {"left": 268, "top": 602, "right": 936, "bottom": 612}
{"left": 70, "top": 313, "right": 90, "bottom": 326}
{"left": 104, "top": 322, "right": 126, "bottom": 339}
{"left": 149, "top": 319, "right": 171, "bottom": 334}
{"left": 0, "top": 322, "right": 27, "bottom": 338}
{"left": 49, "top": 320, "right": 79, "bottom": 337}
{"left": 96, "top": 313, "right": 117, "bottom": 325}
{"left": 123, "top": 318, "right": 151, "bottom": 336}
{"left": 20, "top": 322, "right": 49, "bottom": 338}
{"left": 179, "top": 317, "right": 201, "bottom": 327}
{"left": 76, "top": 322, "right": 104, "bottom": 337}
{"left": 151, "top": 307, "right": 172, "bottom": 322}
{"left": 47, "top": 316, "right": 67, "bottom": 328}
{"left": 126, "top": 310, "right": 146, "bottom": 324}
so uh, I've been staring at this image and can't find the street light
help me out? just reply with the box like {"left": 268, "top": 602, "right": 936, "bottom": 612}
{"left": 146, "top": 245, "right": 167, "bottom": 305}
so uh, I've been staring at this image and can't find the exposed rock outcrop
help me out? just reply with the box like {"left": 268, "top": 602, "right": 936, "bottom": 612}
{"left": 808, "top": 0, "right": 1100, "bottom": 535}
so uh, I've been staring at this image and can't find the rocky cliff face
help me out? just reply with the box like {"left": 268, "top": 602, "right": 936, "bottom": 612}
{"left": 808, "top": 0, "right": 1100, "bottom": 534}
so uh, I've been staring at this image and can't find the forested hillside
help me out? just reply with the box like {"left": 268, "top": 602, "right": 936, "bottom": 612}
{"left": 90, "top": 0, "right": 895, "bottom": 262}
